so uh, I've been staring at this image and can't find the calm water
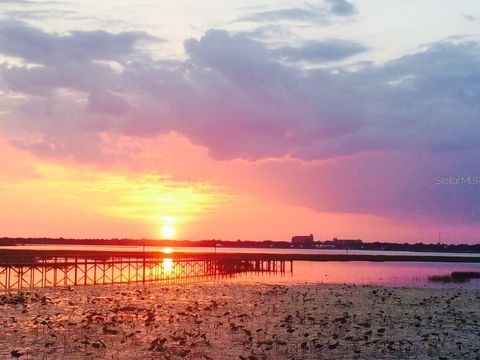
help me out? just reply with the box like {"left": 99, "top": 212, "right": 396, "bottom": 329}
{"left": 2, "top": 245, "right": 480, "bottom": 288}
{"left": 3, "top": 244, "right": 480, "bottom": 257}
{"left": 226, "top": 261, "right": 480, "bottom": 288}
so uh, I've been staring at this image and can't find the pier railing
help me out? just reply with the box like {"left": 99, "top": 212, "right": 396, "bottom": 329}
{"left": 0, "top": 254, "right": 288, "bottom": 292}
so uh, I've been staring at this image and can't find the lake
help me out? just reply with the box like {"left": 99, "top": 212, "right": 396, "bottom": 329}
{"left": 1, "top": 245, "right": 480, "bottom": 289}
{"left": 3, "top": 244, "right": 480, "bottom": 257}
{"left": 226, "top": 260, "right": 480, "bottom": 288}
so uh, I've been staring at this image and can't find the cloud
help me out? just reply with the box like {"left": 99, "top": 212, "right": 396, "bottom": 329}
{"left": 462, "top": 14, "right": 477, "bottom": 21}
{"left": 255, "top": 150, "right": 480, "bottom": 225}
{"left": 238, "top": 1, "right": 358, "bottom": 25}
{"left": 0, "top": 20, "right": 157, "bottom": 65}
{"left": 2, "top": 9, "right": 78, "bottom": 21}
{"left": 1, "top": 25, "right": 479, "bottom": 162}
{"left": 87, "top": 90, "right": 131, "bottom": 115}
{"left": 325, "top": 0, "right": 357, "bottom": 16}
{"left": 0, "top": 0, "right": 70, "bottom": 4}
{"left": 240, "top": 7, "right": 328, "bottom": 24}
{"left": 1, "top": 23, "right": 480, "bottom": 224}
{"left": 0, "top": 0, "right": 37, "bottom": 4}
{"left": 240, "top": 24, "right": 295, "bottom": 42}
{"left": 271, "top": 39, "right": 368, "bottom": 62}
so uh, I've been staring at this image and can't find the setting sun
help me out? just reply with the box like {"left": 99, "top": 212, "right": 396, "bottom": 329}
{"left": 161, "top": 225, "right": 175, "bottom": 239}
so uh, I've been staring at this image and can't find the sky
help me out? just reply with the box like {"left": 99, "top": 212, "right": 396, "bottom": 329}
{"left": 0, "top": 0, "right": 479, "bottom": 243}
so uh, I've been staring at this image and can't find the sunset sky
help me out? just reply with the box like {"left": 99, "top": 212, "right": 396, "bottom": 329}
{"left": 1, "top": 0, "right": 480, "bottom": 243}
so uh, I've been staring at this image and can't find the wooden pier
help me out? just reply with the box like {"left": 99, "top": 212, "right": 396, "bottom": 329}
{"left": 0, "top": 253, "right": 289, "bottom": 292}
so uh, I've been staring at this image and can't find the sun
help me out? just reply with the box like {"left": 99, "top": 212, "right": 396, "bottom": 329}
{"left": 161, "top": 225, "right": 175, "bottom": 239}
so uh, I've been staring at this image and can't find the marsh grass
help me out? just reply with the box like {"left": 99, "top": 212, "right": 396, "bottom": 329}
{"left": 429, "top": 271, "right": 480, "bottom": 283}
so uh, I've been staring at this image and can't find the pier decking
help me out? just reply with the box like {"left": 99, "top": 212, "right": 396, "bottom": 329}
{"left": 0, "top": 252, "right": 289, "bottom": 292}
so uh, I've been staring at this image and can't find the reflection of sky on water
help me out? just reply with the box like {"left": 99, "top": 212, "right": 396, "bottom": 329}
{"left": 4, "top": 245, "right": 480, "bottom": 258}
{"left": 225, "top": 261, "right": 480, "bottom": 288}
{"left": 3, "top": 257, "right": 480, "bottom": 291}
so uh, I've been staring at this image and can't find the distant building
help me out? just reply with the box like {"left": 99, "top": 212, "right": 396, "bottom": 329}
{"left": 291, "top": 234, "right": 315, "bottom": 246}
{"left": 330, "top": 238, "right": 363, "bottom": 249}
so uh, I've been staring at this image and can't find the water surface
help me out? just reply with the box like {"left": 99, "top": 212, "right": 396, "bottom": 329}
{"left": 2, "top": 245, "right": 480, "bottom": 289}
{"left": 3, "top": 244, "right": 480, "bottom": 257}
{"left": 224, "top": 261, "right": 480, "bottom": 288}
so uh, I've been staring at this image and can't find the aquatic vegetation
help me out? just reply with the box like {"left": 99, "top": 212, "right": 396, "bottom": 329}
{"left": 429, "top": 271, "right": 480, "bottom": 283}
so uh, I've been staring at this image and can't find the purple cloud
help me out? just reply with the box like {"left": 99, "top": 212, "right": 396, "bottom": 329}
{"left": 1, "top": 22, "right": 480, "bottom": 224}
{"left": 87, "top": 90, "right": 131, "bottom": 115}
{"left": 1, "top": 24, "right": 479, "bottom": 162}
{"left": 0, "top": 20, "right": 157, "bottom": 65}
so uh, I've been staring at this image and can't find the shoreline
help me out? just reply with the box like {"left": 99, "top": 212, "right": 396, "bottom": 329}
{"left": 1, "top": 282, "right": 479, "bottom": 359}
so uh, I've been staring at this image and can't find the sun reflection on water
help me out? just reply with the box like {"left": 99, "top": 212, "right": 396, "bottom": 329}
{"left": 163, "top": 258, "right": 173, "bottom": 273}
{"left": 163, "top": 247, "right": 174, "bottom": 254}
